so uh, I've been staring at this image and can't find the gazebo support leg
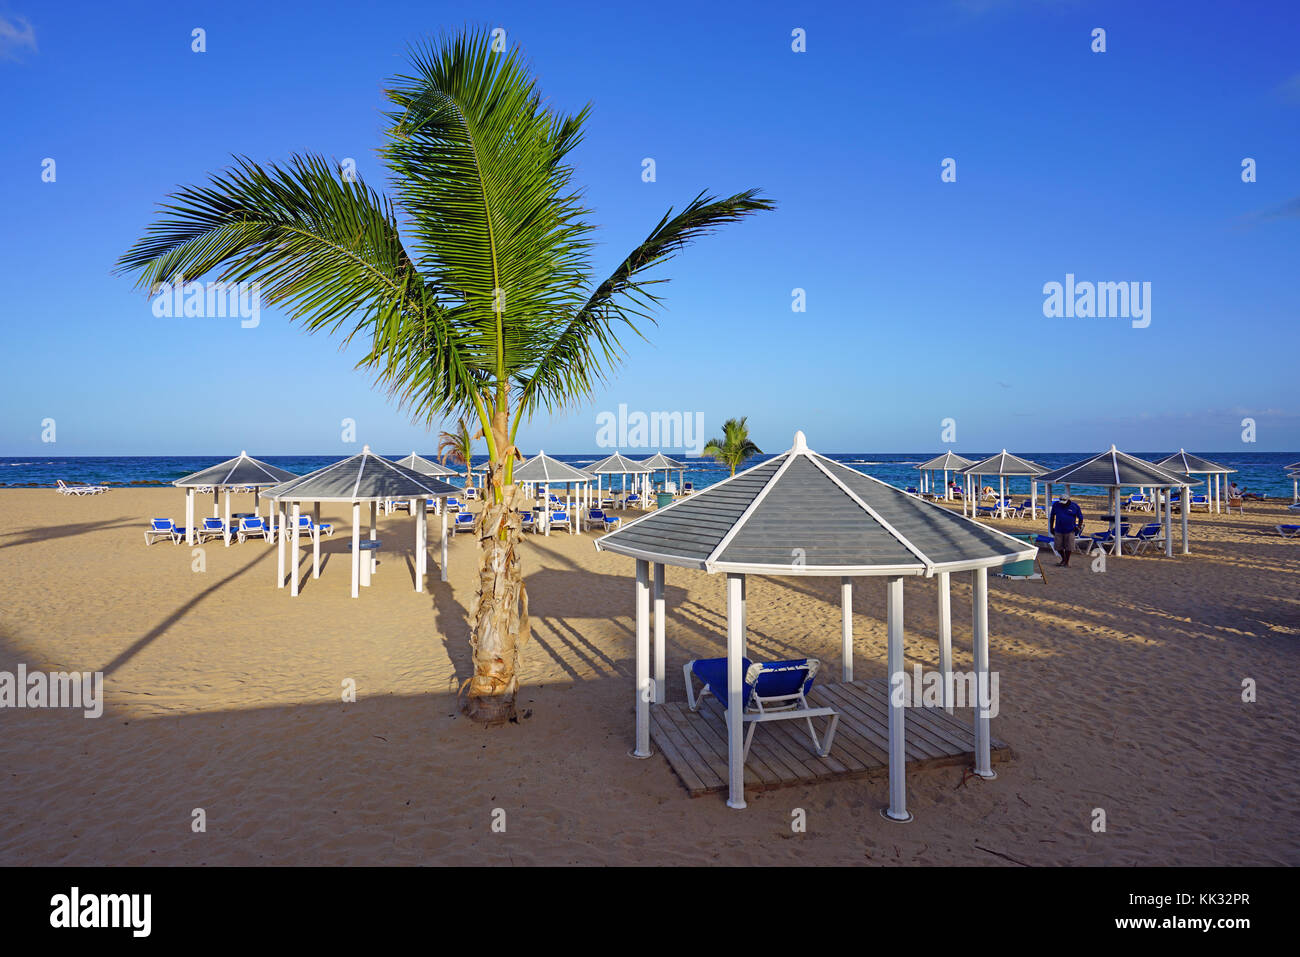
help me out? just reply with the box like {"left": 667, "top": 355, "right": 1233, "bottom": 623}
{"left": 276, "top": 501, "right": 286, "bottom": 588}
{"left": 652, "top": 562, "right": 665, "bottom": 704}
{"left": 312, "top": 503, "right": 321, "bottom": 579}
{"left": 1164, "top": 489, "right": 1173, "bottom": 557}
{"left": 186, "top": 488, "right": 195, "bottom": 545}
{"left": 632, "top": 560, "right": 652, "bottom": 759}
{"left": 937, "top": 571, "right": 953, "bottom": 713}
{"left": 440, "top": 509, "right": 448, "bottom": 582}
{"left": 290, "top": 503, "right": 300, "bottom": 597}
{"left": 726, "top": 573, "right": 746, "bottom": 809}
{"left": 972, "top": 566, "right": 995, "bottom": 779}
{"left": 351, "top": 503, "right": 360, "bottom": 598}
{"left": 1113, "top": 488, "right": 1122, "bottom": 556}
{"left": 739, "top": 575, "right": 748, "bottom": 657}
{"left": 840, "top": 576, "right": 853, "bottom": 682}
{"left": 224, "top": 489, "right": 232, "bottom": 547}
{"left": 1181, "top": 485, "right": 1190, "bottom": 555}
{"left": 882, "top": 575, "right": 911, "bottom": 822}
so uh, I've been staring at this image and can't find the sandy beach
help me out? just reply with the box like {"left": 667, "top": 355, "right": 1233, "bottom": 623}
{"left": 0, "top": 487, "right": 1297, "bottom": 866}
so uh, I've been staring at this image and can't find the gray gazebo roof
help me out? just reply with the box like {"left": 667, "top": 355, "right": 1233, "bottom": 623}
{"left": 962, "top": 450, "right": 1048, "bottom": 477}
{"left": 174, "top": 451, "right": 297, "bottom": 488}
{"left": 916, "top": 451, "right": 974, "bottom": 471}
{"left": 1285, "top": 461, "right": 1300, "bottom": 472}
{"left": 512, "top": 451, "right": 593, "bottom": 484}
{"left": 262, "top": 446, "right": 459, "bottom": 502}
{"left": 1154, "top": 450, "right": 1236, "bottom": 475}
{"left": 639, "top": 452, "right": 689, "bottom": 470}
{"left": 394, "top": 452, "right": 459, "bottom": 477}
{"left": 588, "top": 452, "right": 651, "bottom": 474}
{"left": 1037, "top": 446, "right": 1201, "bottom": 488}
{"left": 596, "top": 432, "right": 1035, "bottom": 576}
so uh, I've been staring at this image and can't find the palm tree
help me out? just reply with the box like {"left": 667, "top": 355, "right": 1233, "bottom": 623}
{"left": 115, "top": 29, "right": 772, "bottom": 725}
{"left": 703, "top": 417, "right": 762, "bottom": 477}
{"left": 438, "top": 417, "right": 477, "bottom": 490}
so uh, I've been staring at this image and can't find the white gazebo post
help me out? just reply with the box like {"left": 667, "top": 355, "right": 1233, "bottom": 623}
{"left": 276, "top": 500, "right": 286, "bottom": 588}
{"left": 185, "top": 488, "right": 196, "bottom": 545}
{"left": 1181, "top": 485, "right": 1190, "bottom": 555}
{"left": 1030, "top": 479, "right": 1038, "bottom": 520}
{"left": 290, "top": 502, "right": 301, "bottom": 596}
{"left": 972, "top": 565, "right": 995, "bottom": 779}
{"left": 312, "top": 502, "right": 321, "bottom": 578}
{"left": 224, "top": 488, "right": 232, "bottom": 546}
{"left": 632, "top": 559, "right": 652, "bottom": 759}
{"left": 1163, "top": 488, "right": 1174, "bottom": 557}
{"left": 213, "top": 488, "right": 219, "bottom": 518}
{"left": 351, "top": 503, "right": 361, "bottom": 598}
{"left": 1112, "top": 487, "right": 1122, "bottom": 556}
{"left": 883, "top": 575, "right": 910, "bottom": 822}
{"left": 726, "top": 572, "right": 746, "bottom": 809}
{"left": 840, "top": 576, "right": 853, "bottom": 682}
{"left": 998, "top": 475, "right": 1006, "bottom": 517}
{"left": 439, "top": 507, "right": 449, "bottom": 582}
{"left": 937, "top": 570, "right": 953, "bottom": 713}
{"left": 653, "top": 562, "right": 666, "bottom": 703}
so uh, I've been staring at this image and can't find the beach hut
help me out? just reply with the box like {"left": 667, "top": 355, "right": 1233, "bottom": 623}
{"left": 392, "top": 453, "right": 459, "bottom": 514}
{"left": 262, "top": 446, "right": 458, "bottom": 598}
{"left": 1286, "top": 462, "right": 1300, "bottom": 504}
{"left": 961, "top": 451, "right": 1048, "bottom": 519}
{"left": 915, "top": 451, "right": 973, "bottom": 501}
{"left": 588, "top": 452, "right": 653, "bottom": 509}
{"left": 594, "top": 431, "right": 1034, "bottom": 819}
{"left": 1037, "top": 447, "right": 1200, "bottom": 558}
{"left": 173, "top": 452, "right": 298, "bottom": 546}
{"left": 1153, "top": 451, "right": 1236, "bottom": 514}
{"left": 512, "top": 451, "right": 593, "bottom": 534}
{"left": 638, "top": 452, "right": 689, "bottom": 496}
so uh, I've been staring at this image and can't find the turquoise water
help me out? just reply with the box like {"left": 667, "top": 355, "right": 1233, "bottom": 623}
{"left": 3, "top": 452, "right": 1295, "bottom": 498}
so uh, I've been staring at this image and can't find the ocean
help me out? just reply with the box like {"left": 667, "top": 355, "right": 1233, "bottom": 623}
{"left": 2, "top": 452, "right": 1295, "bottom": 499}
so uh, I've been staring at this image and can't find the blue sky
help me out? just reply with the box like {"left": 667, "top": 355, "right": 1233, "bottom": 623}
{"left": 1, "top": 0, "right": 1296, "bottom": 456}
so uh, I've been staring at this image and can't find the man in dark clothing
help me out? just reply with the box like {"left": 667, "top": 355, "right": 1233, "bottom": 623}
{"left": 1049, "top": 492, "right": 1085, "bottom": 566}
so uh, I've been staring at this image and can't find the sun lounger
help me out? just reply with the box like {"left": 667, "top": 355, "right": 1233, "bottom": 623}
{"left": 295, "top": 516, "right": 333, "bottom": 538}
{"left": 57, "top": 479, "right": 107, "bottom": 496}
{"left": 519, "top": 510, "right": 535, "bottom": 533}
{"left": 144, "top": 518, "right": 183, "bottom": 545}
{"left": 453, "top": 512, "right": 477, "bottom": 534}
{"left": 682, "top": 482, "right": 694, "bottom": 494}
{"left": 1276, "top": 524, "right": 1300, "bottom": 538}
{"left": 1033, "top": 533, "right": 1060, "bottom": 559}
{"left": 586, "top": 508, "right": 620, "bottom": 532}
{"left": 684, "top": 656, "right": 839, "bottom": 764}
{"left": 624, "top": 493, "right": 641, "bottom": 509}
{"left": 548, "top": 510, "right": 572, "bottom": 533}
{"left": 237, "top": 516, "right": 268, "bottom": 543}
{"left": 446, "top": 497, "right": 463, "bottom": 513}
{"left": 1131, "top": 523, "right": 1165, "bottom": 554}
{"left": 1189, "top": 494, "right": 1210, "bottom": 512}
{"left": 197, "top": 517, "right": 228, "bottom": 544}
{"left": 1226, "top": 496, "right": 1245, "bottom": 515}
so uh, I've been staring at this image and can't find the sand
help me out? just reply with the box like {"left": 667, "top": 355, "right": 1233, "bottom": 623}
{"left": 0, "top": 487, "right": 1297, "bottom": 865}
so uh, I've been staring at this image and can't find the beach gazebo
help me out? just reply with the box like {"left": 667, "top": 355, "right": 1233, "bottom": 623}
{"left": 1037, "top": 446, "right": 1200, "bottom": 558}
{"left": 392, "top": 452, "right": 459, "bottom": 514}
{"left": 594, "top": 431, "right": 1035, "bottom": 819}
{"left": 915, "top": 451, "right": 973, "bottom": 501}
{"left": 262, "top": 446, "right": 458, "bottom": 597}
{"left": 173, "top": 451, "right": 298, "bottom": 546}
{"left": 512, "top": 451, "right": 593, "bottom": 533}
{"left": 961, "top": 451, "right": 1048, "bottom": 519}
{"left": 638, "top": 452, "right": 689, "bottom": 496}
{"left": 588, "top": 452, "right": 653, "bottom": 508}
{"left": 1154, "top": 450, "right": 1236, "bottom": 514}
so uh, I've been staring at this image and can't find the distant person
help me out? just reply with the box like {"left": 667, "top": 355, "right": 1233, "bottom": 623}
{"left": 1227, "top": 482, "right": 1241, "bottom": 499}
{"left": 1049, "top": 492, "right": 1085, "bottom": 567}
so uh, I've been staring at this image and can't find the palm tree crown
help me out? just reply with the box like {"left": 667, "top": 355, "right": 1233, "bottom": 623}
{"left": 703, "top": 417, "right": 762, "bottom": 477}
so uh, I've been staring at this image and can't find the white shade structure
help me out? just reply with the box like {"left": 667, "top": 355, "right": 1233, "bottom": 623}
{"left": 1037, "top": 446, "right": 1201, "bottom": 558}
{"left": 172, "top": 451, "right": 298, "bottom": 546}
{"left": 262, "top": 446, "right": 458, "bottom": 598}
{"left": 588, "top": 451, "right": 653, "bottom": 509}
{"left": 915, "top": 451, "right": 973, "bottom": 501}
{"left": 394, "top": 452, "right": 459, "bottom": 478}
{"left": 512, "top": 452, "right": 593, "bottom": 534}
{"left": 960, "top": 450, "right": 1048, "bottom": 519}
{"left": 1153, "top": 450, "right": 1236, "bottom": 514}
{"left": 637, "top": 452, "right": 689, "bottom": 496}
{"left": 595, "top": 431, "right": 1034, "bottom": 819}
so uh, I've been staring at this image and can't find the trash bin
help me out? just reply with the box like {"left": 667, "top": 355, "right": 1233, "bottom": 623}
{"left": 656, "top": 492, "right": 674, "bottom": 509}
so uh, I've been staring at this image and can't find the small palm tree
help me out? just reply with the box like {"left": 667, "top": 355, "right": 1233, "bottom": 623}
{"left": 438, "top": 417, "right": 477, "bottom": 489}
{"left": 115, "top": 29, "right": 772, "bottom": 724}
{"left": 703, "top": 417, "right": 762, "bottom": 477}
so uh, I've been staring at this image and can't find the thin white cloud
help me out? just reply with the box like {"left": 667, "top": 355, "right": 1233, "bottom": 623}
{"left": 0, "top": 14, "right": 37, "bottom": 62}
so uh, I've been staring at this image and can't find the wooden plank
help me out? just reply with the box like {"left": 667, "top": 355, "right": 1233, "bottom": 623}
{"left": 649, "top": 708, "right": 710, "bottom": 794}
{"left": 845, "top": 681, "right": 952, "bottom": 759}
{"left": 827, "top": 682, "right": 938, "bottom": 761}
{"left": 660, "top": 705, "right": 730, "bottom": 789}
{"left": 664, "top": 703, "right": 764, "bottom": 788}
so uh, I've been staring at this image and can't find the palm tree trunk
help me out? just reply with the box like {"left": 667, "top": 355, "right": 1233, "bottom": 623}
{"left": 463, "top": 466, "right": 530, "bottom": 725}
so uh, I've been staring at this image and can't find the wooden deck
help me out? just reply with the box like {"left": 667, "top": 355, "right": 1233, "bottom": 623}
{"left": 649, "top": 678, "right": 1010, "bottom": 797}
